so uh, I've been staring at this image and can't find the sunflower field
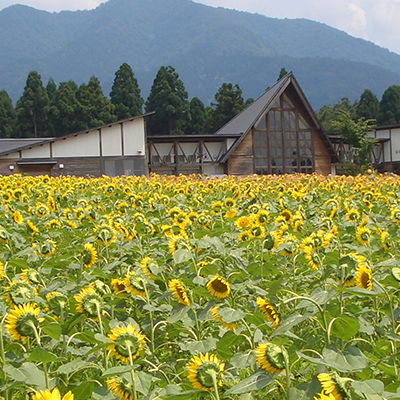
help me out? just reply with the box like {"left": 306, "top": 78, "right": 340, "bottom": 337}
{"left": 0, "top": 172, "right": 399, "bottom": 400}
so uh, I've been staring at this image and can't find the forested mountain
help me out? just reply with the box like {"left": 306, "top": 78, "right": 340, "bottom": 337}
{"left": 1, "top": 0, "right": 400, "bottom": 109}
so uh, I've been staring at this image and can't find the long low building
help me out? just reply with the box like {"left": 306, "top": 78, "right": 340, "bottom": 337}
{"left": 0, "top": 73, "right": 342, "bottom": 177}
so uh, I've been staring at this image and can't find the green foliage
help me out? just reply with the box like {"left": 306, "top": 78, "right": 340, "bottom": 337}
{"left": 15, "top": 71, "right": 49, "bottom": 137}
{"left": 76, "top": 76, "right": 116, "bottom": 129}
{"left": 145, "top": 66, "right": 189, "bottom": 135}
{"left": 378, "top": 85, "right": 400, "bottom": 125}
{"left": 317, "top": 98, "right": 355, "bottom": 131}
{"left": 187, "top": 97, "right": 207, "bottom": 134}
{"left": 211, "top": 83, "right": 245, "bottom": 132}
{"left": 355, "top": 89, "right": 379, "bottom": 121}
{"left": 278, "top": 67, "right": 288, "bottom": 80}
{"left": 50, "top": 82, "right": 87, "bottom": 136}
{"left": 331, "top": 110, "right": 377, "bottom": 167}
{"left": 110, "top": 62, "right": 144, "bottom": 120}
{"left": 0, "top": 89, "right": 16, "bottom": 138}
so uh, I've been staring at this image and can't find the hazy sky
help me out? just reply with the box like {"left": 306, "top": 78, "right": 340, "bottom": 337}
{"left": 1, "top": 0, "right": 400, "bottom": 55}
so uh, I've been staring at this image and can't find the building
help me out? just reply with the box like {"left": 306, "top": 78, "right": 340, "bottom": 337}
{"left": 0, "top": 73, "right": 339, "bottom": 177}
{"left": 0, "top": 114, "right": 149, "bottom": 176}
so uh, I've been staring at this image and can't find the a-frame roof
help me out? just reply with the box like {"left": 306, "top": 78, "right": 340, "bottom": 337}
{"left": 216, "top": 72, "right": 338, "bottom": 163}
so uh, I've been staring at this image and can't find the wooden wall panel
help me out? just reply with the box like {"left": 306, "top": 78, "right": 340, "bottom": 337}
{"left": 227, "top": 132, "right": 255, "bottom": 175}
{"left": 314, "top": 133, "right": 332, "bottom": 175}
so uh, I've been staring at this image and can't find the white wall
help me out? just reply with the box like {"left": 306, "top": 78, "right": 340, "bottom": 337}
{"left": 21, "top": 143, "right": 51, "bottom": 158}
{"left": 123, "top": 118, "right": 146, "bottom": 156}
{"left": 102, "top": 124, "right": 122, "bottom": 156}
{"left": 52, "top": 131, "right": 100, "bottom": 157}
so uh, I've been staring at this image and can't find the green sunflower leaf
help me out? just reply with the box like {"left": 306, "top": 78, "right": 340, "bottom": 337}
{"left": 330, "top": 315, "right": 360, "bottom": 341}
{"left": 4, "top": 362, "right": 46, "bottom": 390}
{"left": 225, "top": 370, "right": 277, "bottom": 395}
{"left": 351, "top": 380, "right": 384, "bottom": 396}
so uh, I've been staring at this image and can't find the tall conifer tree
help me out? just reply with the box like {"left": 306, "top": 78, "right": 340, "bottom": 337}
{"left": 0, "top": 90, "right": 16, "bottom": 138}
{"left": 378, "top": 85, "right": 400, "bottom": 126}
{"left": 110, "top": 63, "right": 143, "bottom": 120}
{"left": 145, "top": 66, "right": 189, "bottom": 135}
{"left": 15, "top": 71, "right": 49, "bottom": 137}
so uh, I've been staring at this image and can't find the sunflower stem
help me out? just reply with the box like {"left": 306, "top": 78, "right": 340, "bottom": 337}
{"left": 282, "top": 347, "right": 291, "bottom": 400}
{"left": 144, "top": 282, "right": 155, "bottom": 355}
{"left": 283, "top": 295, "right": 330, "bottom": 345}
{"left": 208, "top": 369, "right": 220, "bottom": 400}
{"left": 126, "top": 343, "right": 137, "bottom": 400}
{"left": 96, "top": 303, "right": 108, "bottom": 370}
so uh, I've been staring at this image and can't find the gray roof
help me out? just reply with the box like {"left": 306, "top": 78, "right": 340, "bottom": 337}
{"left": 0, "top": 138, "right": 54, "bottom": 155}
{"left": 216, "top": 75, "right": 290, "bottom": 136}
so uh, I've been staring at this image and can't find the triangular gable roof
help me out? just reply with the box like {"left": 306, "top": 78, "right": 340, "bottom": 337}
{"left": 217, "top": 72, "right": 338, "bottom": 163}
{"left": 0, "top": 113, "right": 154, "bottom": 157}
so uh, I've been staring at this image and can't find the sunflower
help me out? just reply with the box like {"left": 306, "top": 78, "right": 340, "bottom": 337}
{"left": 0, "top": 261, "right": 5, "bottom": 280}
{"left": 280, "top": 233, "right": 298, "bottom": 256}
{"left": 317, "top": 372, "right": 350, "bottom": 400}
{"left": 355, "top": 264, "right": 373, "bottom": 290}
{"left": 107, "top": 377, "right": 136, "bottom": 400}
{"left": 187, "top": 352, "right": 225, "bottom": 390}
{"left": 235, "top": 216, "right": 252, "bottom": 229}
{"left": 168, "top": 279, "right": 190, "bottom": 305}
{"left": 0, "top": 225, "right": 9, "bottom": 242}
{"left": 224, "top": 209, "right": 237, "bottom": 219}
{"left": 168, "top": 234, "right": 190, "bottom": 255}
{"left": 5, "top": 303, "right": 44, "bottom": 343}
{"left": 140, "top": 256, "right": 156, "bottom": 279}
{"left": 303, "top": 246, "right": 319, "bottom": 271}
{"left": 81, "top": 243, "right": 98, "bottom": 268}
{"left": 124, "top": 271, "right": 146, "bottom": 297}
{"left": 46, "top": 219, "right": 62, "bottom": 229}
{"left": 391, "top": 207, "right": 400, "bottom": 223}
{"left": 255, "top": 343, "right": 286, "bottom": 374}
{"left": 313, "top": 393, "right": 337, "bottom": 400}
{"left": 356, "top": 226, "right": 371, "bottom": 245}
{"left": 256, "top": 298, "right": 279, "bottom": 329}
{"left": 45, "top": 291, "right": 69, "bottom": 317}
{"left": 32, "top": 239, "right": 57, "bottom": 258}
{"left": 20, "top": 268, "right": 41, "bottom": 286}
{"left": 74, "top": 286, "right": 104, "bottom": 318}
{"left": 4, "top": 280, "right": 37, "bottom": 307}
{"left": 94, "top": 224, "right": 116, "bottom": 245}
{"left": 107, "top": 324, "right": 146, "bottom": 363}
{"left": 206, "top": 275, "right": 230, "bottom": 299}
{"left": 13, "top": 210, "right": 23, "bottom": 224}
{"left": 111, "top": 278, "right": 128, "bottom": 295}
{"left": 31, "top": 388, "right": 73, "bottom": 400}
{"left": 238, "top": 230, "right": 254, "bottom": 242}
{"left": 346, "top": 208, "right": 360, "bottom": 222}
{"left": 210, "top": 306, "right": 236, "bottom": 330}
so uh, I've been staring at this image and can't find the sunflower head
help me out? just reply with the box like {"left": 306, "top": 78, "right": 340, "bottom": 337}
{"left": 81, "top": 243, "right": 98, "bottom": 268}
{"left": 187, "top": 352, "right": 225, "bottom": 390}
{"left": 74, "top": 286, "right": 104, "bottom": 318}
{"left": 107, "top": 324, "right": 146, "bottom": 363}
{"left": 5, "top": 302, "right": 44, "bottom": 343}
{"left": 94, "top": 224, "right": 116, "bottom": 245}
{"left": 31, "top": 388, "right": 74, "bottom": 400}
{"left": 168, "top": 279, "right": 190, "bottom": 305}
{"left": 355, "top": 264, "right": 373, "bottom": 290}
{"left": 124, "top": 271, "right": 146, "bottom": 297}
{"left": 206, "top": 275, "right": 230, "bottom": 299}
{"left": 255, "top": 343, "right": 286, "bottom": 374}
{"left": 20, "top": 268, "right": 41, "bottom": 285}
{"left": 45, "top": 291, "right": 69, "bottom": 316}
{"left": 5, "top": 280, "right": 37, "bottom": 307}
{"left": 317, "top": 372, "right": 350, "bottom": 400}
{"left": 210, "top": 306, "right": 236, "bottom": 330}
{"left": 107, "top": 377, "right": 136, "bottom": 400}
{"left": 256, "top": 298, "right": 279, "bottom": 329}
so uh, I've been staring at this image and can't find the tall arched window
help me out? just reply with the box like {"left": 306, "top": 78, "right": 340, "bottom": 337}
{"left": 253, "top": 95, "right": 314, "bottom": 175}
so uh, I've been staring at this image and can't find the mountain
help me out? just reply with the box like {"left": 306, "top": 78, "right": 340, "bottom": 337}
{"left": 1, "top": 0, "right": 400, "bottom": 110}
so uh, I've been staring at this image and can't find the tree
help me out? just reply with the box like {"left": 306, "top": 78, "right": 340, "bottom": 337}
{"left": 355, "top": 89, "right": 379, "bottom": 121}
{"left": 46, "top": 77, "right": 57, "bottom": 102}
{"left": 145, "top": 66, "right": 189, "bottom": 135}
{"left": 110, "top": 63, "right": 144, "bottom": 120}
{"left": 332, "top": 110, "right": 377, "bottom": 169}
{"left": 15, "top": 71, "right": 50, "bottom": 137}
{"left": 378, "top": 85, "right": 400, "bottom": 126}
{"left": 76, "top": 76, "right": 116, "bottom": 129}
{"left": 187, "top": 97, "right": 207, "bottom": 134}
{"left": 317, "top": 98, "right": 355, "bottom": 131}
{"left": 0, "top": 90, "right": 16, "bottom": 137}
{"left": 51, "top": 82, "right": 87, "bottom": 136}
{"left": 278, "top": 67, "right": 288, "bottom": 80}
{"left": 211, "top": 83, "right": 245, "bottom": 132}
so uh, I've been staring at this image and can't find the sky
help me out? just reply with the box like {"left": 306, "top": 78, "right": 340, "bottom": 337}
{"left": 1, "top": 0, "right": 400, "bottom": 55}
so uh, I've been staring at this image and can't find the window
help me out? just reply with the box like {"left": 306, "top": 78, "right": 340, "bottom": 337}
{"left": 104, "top": 158, "right": 145, "bottom": 177}
{"left": 253, "top": 95, "right": 314, "bottom": 175}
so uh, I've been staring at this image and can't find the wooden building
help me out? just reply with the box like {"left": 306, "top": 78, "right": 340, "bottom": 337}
{"left": 215, "top": 72, "right": 338, "bottom": 175}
